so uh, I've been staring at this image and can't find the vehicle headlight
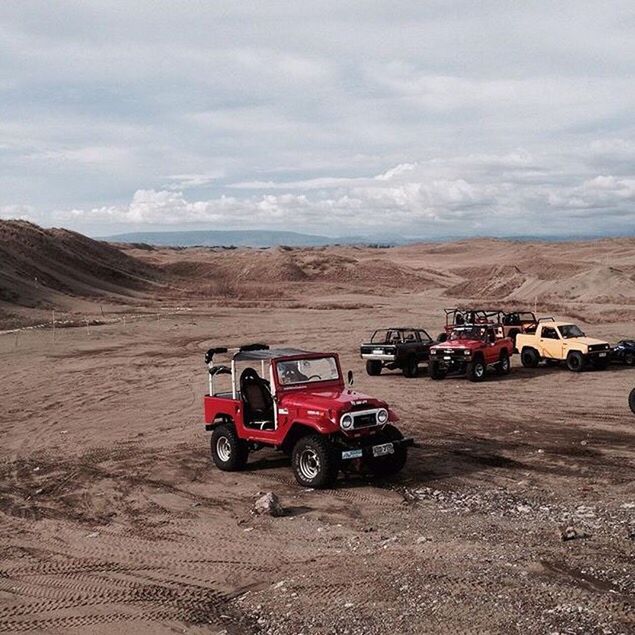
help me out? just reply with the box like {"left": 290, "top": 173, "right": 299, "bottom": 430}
{"left": 464, "top": 349, "right": 471, "bottom": 355}
{"left": 340, "top": 414, "right": 354, "bottom": 430}
{"left": 430, "top": 349, "right": 438, "bottom": 355}
{"left": 377, "top": 408, "right": 389, "bottom": 424}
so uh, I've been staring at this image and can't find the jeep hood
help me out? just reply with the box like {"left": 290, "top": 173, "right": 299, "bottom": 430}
{"left": 279, "top": 388, "right": 386, "bottom": 413}
{"left": 433, "top": 338, "right": 483, "bottom": 350}
{"left": 566, "top": 336, "right": 608, "bottom": 346}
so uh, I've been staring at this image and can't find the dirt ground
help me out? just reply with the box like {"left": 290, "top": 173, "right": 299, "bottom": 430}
{"left": 0, "top": 278, "right": 633, "bottom": 634}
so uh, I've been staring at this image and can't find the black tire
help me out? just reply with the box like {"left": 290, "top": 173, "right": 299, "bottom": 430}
{"left": 545, "top": 359, "right": 560, "bottom": 367}
{"left": 210, "top": 424, "right": 249, "bottom": 471}
{"left": 437, "top": 332, "right": 448, "bottom": 343}
{"left": 625, "top": 353, "right": 634, "bottom": 366}
{"left": 566, "top": 351, "right": 585, "bottom": 372}
{"left": 521, "top": 348, "right": 539, "bottom": 368}
{"left": 292, "top": 434, "right": 339, "bottom": 488}
{"left": 591, "top": 357, "right": 609, "bottom": 371}
{"left": 629, "top": 388, "right": 635, "bottom": 414}
{"left": 467, "top": 356, "right": 486, "bottom": 382}
{"left": 402, "top": 357, "right": 418, "bottom": 378}
{"left": 496, "top": 350, "right": 511, "bottom": 375}
{"left": 428, "top": 359, "right": 446, "bottom": 380}
{"left": 366, "top": 360, "right": 382, "bottom": 376}
{"left": 367, "top": 424, "right": 408, "bottom": 477}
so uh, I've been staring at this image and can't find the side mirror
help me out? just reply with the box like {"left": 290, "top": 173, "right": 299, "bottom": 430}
{"left": 347, "top": 370, "right": 354, "bottom": 387}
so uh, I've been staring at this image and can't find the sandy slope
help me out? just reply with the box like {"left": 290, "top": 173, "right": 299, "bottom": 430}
{"left": 0, "top": 225, "right": 633, "bottom": 634}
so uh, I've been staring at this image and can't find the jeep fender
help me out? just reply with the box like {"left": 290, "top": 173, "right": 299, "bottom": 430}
{"left": 205, "top": 412, "right": 234, "bottom": 432}
{"left": 281, "top": 421, "right": 333, "bottom": 454}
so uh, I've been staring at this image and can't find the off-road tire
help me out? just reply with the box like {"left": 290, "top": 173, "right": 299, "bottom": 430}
{"left": 402, "top": 357, "right": 418, "bottom": 378}
{"left": 366, "top": 360, "right": 382, "bottom": 376}
{"left": 521, "top": 348, "right": 540, "bottom": 368}
{"left": 428, "top": 359, "right": 446, "bottom": 380}
{"left": 566, "top": 351, "right": 585, "bottom": 372}
{"left": 211, "top": 424, "right": 249, "bottom": 471}
{"left": 467, "top": 356, "right": 486, "bottom": 382}
{"left": 292, "top": 434, "right": 339, "bottom": 488}
{"left": 496, "top": 350, "right": 511, "bottom": 375}
{"left": 629, "top": 388, "right": 635, "bottom": 414}
{"left": 367, "top": 424, "right": 408, "bottom": 477}
{"left": 591, "top": 356, "right": 609, "bottom": 371}
{"left": 625, "top": 353, "right": 635, "bottom": 366}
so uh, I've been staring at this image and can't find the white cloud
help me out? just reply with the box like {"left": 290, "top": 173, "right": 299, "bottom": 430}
{"left": 0, "top": 2, "right": 634, "bottom": 237}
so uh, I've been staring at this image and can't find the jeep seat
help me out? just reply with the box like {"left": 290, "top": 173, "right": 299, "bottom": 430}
{"left": 240, "top": 367, "right": 274, "bottom": 430}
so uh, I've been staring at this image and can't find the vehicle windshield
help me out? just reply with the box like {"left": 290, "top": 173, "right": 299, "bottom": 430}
{"left": 558, "top": 324, "right": 585, "bottom": 339}
{"left": 276, "top": 356, "right": 340, "bottom": 385}
{"left": 448, "top": 326, "right": 487, "bottom": 341}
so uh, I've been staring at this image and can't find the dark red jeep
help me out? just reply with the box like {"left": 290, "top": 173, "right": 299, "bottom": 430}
{"left": 428, "top": 324, "right": 513, "bottom": 381}
{"left": 203, "top": 344, "right": 413, "bottom": 488}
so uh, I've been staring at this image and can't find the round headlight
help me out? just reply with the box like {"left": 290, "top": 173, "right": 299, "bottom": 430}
{"left": 463, "top": 349, "right": 471, "bottom": 355}
{"left": 377, "top": 408, "right": 389, "bottom": 424}
{"left": 340, "top": 414, "right": 354, "bottom": 430}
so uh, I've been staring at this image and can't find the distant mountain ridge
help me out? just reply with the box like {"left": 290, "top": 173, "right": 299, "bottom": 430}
{"left": 99, "top": 229, "right": 635, "bottom": 248}
{"left": 100, "top": 229, "right": 375, "bottom": 248}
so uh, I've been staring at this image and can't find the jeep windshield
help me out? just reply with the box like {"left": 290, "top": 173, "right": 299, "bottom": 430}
{"left": 276, "top": 356, "right": 340, "bottom": 386}
{"left": 559, "top": 324, "right": 585, "bottom": 339}
{"left": 448, "top": 326, "right": 487, "bottom": 341}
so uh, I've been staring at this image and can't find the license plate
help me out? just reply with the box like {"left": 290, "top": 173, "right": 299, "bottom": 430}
{"left": 342, "top": 449, "right": 363, "bottom": 460}
{"left": 599, "top": 352, "right": 607, "bottom": 357}
{"left": 372, "top": 442, "right": 394, "bottom": 457}
{"left": 444, "top": 356, "right": 451, "bottom": 360}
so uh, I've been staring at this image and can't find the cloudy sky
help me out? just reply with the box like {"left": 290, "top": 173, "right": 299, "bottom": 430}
{"left": 1, "top": 1, "right": 634, "bottom": 239}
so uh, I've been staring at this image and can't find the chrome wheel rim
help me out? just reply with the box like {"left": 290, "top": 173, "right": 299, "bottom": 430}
{"left": 475, "top": 363, "right": 485, "bottom": 377}
{"left": 216, "top": 436, "right": 232, "bottom": 462}
{"left": 298, "top": 448, "right": 320, "bottom": 480}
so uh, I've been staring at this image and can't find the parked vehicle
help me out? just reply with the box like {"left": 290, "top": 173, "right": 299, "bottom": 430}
{"left": 438, "top": 308, "right": 498, "bottom": 341}
{"left": 439, "top": 308, "right": 537, "bottom": 350}
{"left": 360, "top": 327, "right": 435, "bottom": 377}
{"left": 499, "top": 311, "right": 538, "bottom": 349}
{"left": 203, "top": 344, "right": 414, "bottom": 488}
{"left": 611, "top": 340, "right": 635, "bottom": 366}
{"left": 516, "top": 319, "right": 611, "bottom": 371}
{"left": 629, "top": 388, "right": 635, "bottom": 414}
{"left": 428, "top": 324, "right": 513, "bottom": 381}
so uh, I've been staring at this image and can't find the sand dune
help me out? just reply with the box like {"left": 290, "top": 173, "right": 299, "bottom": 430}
{"left": 2, "top": 222, "right": 635, "bottom": 329}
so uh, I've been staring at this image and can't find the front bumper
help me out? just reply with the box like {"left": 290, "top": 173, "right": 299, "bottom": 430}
{"left": 430, "top": 353, "right": 470, "bottom": 370}
{"left": 341, "top": 437, "right": 415, "bottom": 460}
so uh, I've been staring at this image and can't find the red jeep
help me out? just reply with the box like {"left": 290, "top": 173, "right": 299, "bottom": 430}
{"left": 428, "top": 324, "right": 513, "bottom": 381}
{"left": 440, "top": 308, "right": 538, "bottom": 351}
{"left": 203, "top": 344, "right": 413, "bottom": 488}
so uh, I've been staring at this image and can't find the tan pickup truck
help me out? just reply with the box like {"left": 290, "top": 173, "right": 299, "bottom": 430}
{"left": 516, "top": 320, "right": 611, "bottom": 372}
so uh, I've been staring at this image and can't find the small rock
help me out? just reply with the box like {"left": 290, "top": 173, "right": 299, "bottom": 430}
{"left": 86, "top": 532, "right": 100, "bottom": 539}
{"left": 253, "top": 492, "right": 285, "bottom": 517}
{"left": 516, "top": 504, "right": 532, "bottom": 514}
{"left": 561, "top": 525, "right": 588, "bottom": 541}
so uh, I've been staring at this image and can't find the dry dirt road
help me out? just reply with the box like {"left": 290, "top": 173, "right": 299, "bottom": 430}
{"left": 0, "top": 292, "right": 633, "bottom": 634}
